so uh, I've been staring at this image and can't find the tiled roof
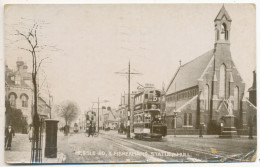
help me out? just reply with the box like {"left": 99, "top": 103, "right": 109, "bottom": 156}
{"left": 166, "top": 50, "right": 214, "bottom": 95}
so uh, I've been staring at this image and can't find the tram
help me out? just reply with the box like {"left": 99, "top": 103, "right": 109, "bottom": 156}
{"left": 133, "top": 88, "right": 167, "bottom": 140}
{"left": 73, "top": 123, "right": 79, "bottom": 133}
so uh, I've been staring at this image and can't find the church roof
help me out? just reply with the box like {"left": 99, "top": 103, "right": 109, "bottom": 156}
{"left": 166, "top": 50, "right": 214, "bottom": 95}
{"left": 214, "top": 5, "right": 232, "bottom": 21}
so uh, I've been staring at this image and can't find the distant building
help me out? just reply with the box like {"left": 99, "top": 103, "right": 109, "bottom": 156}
{"left": 118, "top": 91, "right": 137, "bottom": 129}
{"left": 165, "top": 6, "right": 256, "bottom": 135}
{"left": 103, "top": 108, "right": 120, "bottom": 130}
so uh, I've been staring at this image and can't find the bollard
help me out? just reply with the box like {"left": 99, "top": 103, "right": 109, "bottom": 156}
{"left": 45, "top": 119, "right": 59, "bottom": 158}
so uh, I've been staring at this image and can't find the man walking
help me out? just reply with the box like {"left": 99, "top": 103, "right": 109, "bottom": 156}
{"left": 5, "top": 125, "right": 15, "bottom": 150}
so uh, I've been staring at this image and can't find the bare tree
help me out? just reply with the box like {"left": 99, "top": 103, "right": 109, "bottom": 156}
{"left": 15, "top": 23, "right": 48, "bottom": 163}
{"left": 57, "top": 101, "right": 80, "bottom": 126}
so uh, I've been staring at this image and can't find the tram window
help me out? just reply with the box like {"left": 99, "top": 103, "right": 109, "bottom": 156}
{"left": 148, "top": 104, "right": 151, "bottom": 109}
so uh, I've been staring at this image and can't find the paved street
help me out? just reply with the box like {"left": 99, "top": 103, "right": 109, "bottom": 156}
{"left": 59, "top": 130, "right": 257, "bottom": 163}
{"left": 4, "top": 130, "right": 256, "bottom": 164}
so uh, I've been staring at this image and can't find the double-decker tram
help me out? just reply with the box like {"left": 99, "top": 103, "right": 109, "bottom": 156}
{"left": 133, "top": 88, "right": 167, "bottom": 140}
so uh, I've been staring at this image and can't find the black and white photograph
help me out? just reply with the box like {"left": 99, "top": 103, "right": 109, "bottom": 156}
{"left": 1, "top": 2, "right": 258, "bottom": 165}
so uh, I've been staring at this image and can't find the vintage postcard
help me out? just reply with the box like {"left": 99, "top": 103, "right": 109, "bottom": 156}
{"left": 2, "top": 3, "right": 257, "bottom": 165}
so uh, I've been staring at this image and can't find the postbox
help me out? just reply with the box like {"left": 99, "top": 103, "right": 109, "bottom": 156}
{"left": 44, "top": 119, "right": 59, "bottom": 158}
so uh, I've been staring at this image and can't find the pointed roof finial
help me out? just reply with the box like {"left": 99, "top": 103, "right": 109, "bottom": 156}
{"left": 215, "top": 4, "right": 232, "bottom": 21}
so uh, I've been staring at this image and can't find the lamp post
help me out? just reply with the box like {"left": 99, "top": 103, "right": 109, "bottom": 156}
{"left": 48, "top": 95, "right": 53, "bottom": 119}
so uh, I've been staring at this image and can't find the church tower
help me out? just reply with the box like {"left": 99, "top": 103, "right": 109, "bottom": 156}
{"left": 214, "top": 5, "right": 232, "bottom": 45}
{"left": 212, "top": 5, "right": 234, "bottom": 100}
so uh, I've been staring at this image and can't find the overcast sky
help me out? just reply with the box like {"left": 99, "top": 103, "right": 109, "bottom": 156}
{"left": 4, "top": 4, "right": 256, "bottom": 113}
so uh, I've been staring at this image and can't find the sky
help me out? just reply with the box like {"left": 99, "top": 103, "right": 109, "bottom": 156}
{"left": 4, "top": 4, "right": 256, "bottom": 113}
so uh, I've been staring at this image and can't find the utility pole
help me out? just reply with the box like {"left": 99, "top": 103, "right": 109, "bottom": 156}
{"left": 92, "top": 98, "right": 109, "bottom": 133}
{"left": 127, "top": 62, "right": 130, "bottom": 138}
{"left": 98, "top": 97, "right": 99, "bottom": 133}
{"left": 115, "top": 61, "right": 142, "bottom": 138}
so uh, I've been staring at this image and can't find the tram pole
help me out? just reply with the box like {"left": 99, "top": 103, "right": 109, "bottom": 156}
{"left": 127, "top": 61, "right": 131, "bottom": 138}
{"left": 115, "top": 61, "right": 142, "bottom": 139}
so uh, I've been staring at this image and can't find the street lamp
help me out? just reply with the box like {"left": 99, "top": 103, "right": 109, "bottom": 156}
{"left": 49, "top": 95, "right": 53, "bottom": 119}
{"left": 92, "top": 98, "right": 109, "bottom": 132}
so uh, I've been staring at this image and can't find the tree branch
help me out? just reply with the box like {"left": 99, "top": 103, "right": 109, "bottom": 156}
{"left": 18, "top": 47, "right": 32, "bottom": 53}
{"left": 36, "top": 57, "right": 49, "bottom": 74}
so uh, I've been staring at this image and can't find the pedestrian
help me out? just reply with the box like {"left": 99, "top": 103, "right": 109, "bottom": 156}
{"left": 88, "top": 123, "right": 93, "bottom": 137}
{"left": 5, "top": 125, "right": 15, "bottom": 150}
{"left": 28, "top": 125, "right": 34, "bottom": 142}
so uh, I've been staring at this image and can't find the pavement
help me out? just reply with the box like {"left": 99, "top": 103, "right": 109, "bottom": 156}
{"left": 4, "top": 131, "right": 65, "bottom": 164}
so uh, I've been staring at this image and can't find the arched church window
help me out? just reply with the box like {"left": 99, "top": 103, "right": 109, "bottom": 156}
{"left": 220, "top": 23, "right": 227, "bottom": 40}
{"left": 184, "top": 113, "right": 187, "bottom": 126}
{"left": 219, "top": 64, "right": 226, "bottom": 98}
{"left": 204, "top": 85, "right": 209, "bottom": 110}
{"left": 234, "top": 86, "right": 239, "bottom": 110}
{"left": 189, "top": 113, "right": 192, "bottom": 126}
{"left": 172, "top": 118, "right": 175, "bottom": 129}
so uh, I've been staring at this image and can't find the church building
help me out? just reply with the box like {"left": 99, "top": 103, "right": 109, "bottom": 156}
{"left": 165, "top": 6, "right": 256, "bottom": 135}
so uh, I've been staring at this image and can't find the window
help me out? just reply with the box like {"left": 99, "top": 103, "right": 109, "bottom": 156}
{"left": 219, "top": 64, "right": 226, "bottom": 98}
{"left": 9, "top": 93, "right": 17, "bottom": 107}
{"left": 234, "top": 86, "right": 239, "bottom": 110}
{"left": 184, "top": 113, "right": 187, "bottom": 125}
{"left": 172, "top": 119, "right": 176, "bottom": 129}
{"left": 189, "top": 113, "right": 192, "bottom": 126}
{"left": 21, "top": 94, "right": 28, "bottom": 108}
{"left": 15, "top": 75, "right": 21, "bottom": 85}
{"left": 144, "top": 94, "right": 148, "bottom": 99}
{"left": 204, "top": 85, "right": 209, "bottom": 110}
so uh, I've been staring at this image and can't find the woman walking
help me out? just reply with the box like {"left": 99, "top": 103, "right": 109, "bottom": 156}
{"left": 28, "top": 125, "right": 34, "bottom": 142}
